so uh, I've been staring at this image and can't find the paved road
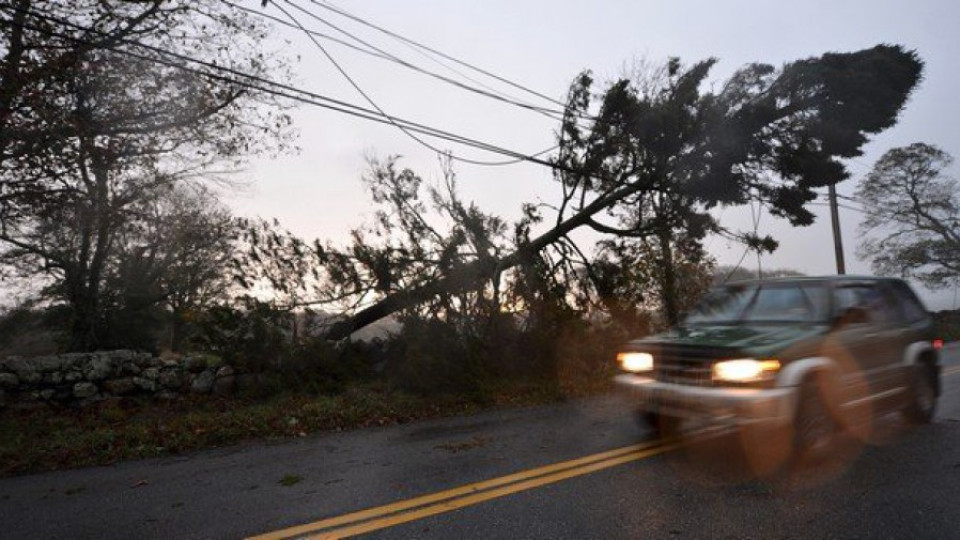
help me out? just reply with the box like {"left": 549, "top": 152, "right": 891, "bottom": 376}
{"left": 2, "top": 347, "right": 960, "bottom": 539}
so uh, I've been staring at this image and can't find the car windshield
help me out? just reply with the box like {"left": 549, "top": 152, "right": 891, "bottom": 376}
{"left": 685, "top": 282, "right": 830, "bottom": 324}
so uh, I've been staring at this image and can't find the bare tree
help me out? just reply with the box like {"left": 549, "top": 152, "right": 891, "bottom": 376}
{"left": 856, "top": 143, "right": 960, "bottom": 288}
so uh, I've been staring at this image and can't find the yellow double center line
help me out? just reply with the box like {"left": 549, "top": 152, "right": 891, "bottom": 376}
{"left": 248, "top": 439, "right": 678, "bottom": 539}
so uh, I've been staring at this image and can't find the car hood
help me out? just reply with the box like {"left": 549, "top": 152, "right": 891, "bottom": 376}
{"left": 627, "top": 323, "right": 828, "bottom": 357}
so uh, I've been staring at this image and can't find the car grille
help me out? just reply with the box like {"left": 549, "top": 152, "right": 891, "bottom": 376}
{"left": 653, "top": 347, "right": 724, "bottom": 387}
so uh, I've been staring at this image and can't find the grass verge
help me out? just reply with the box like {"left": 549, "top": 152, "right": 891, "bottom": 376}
{"left": 0, "top": 377, "right": 613, "bottom": 477}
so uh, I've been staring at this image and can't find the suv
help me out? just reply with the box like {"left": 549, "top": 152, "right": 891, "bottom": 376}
{"left": 615, "top": 276, "right": 941, "bottom": 457}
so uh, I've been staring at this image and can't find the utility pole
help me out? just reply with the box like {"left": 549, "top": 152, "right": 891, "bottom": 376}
{"left": 828, "top": 184, "right": 846, "bottom": 275}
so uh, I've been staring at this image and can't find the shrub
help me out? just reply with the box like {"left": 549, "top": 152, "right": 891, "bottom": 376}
{"left": 0, "top": 303, "right": 67, "bottom": 356}
{"left": 282, "top": 337, "right": 379, "bottom": 394}
{"left": 189, "top": 297, "right": 290, "bottom": 372}
{"left": 385, "top": 317, "right": 488, "bottom": 397}
{"left": 97, "top": 302, "right": 166, "bottom": 353}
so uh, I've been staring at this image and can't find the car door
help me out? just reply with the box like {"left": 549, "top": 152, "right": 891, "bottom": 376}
{"left": 862, "top": 282, "right": 916, "bottom": 409}
{"left": 826, "top": 282, "right": 899, "bottom": 413}
{"left": 884, "top": 280, "right": 937, "bottom": 395}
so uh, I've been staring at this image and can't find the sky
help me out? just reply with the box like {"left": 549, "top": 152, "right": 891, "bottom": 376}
{"left": 227, "top": 0, "right": 960, "bottom": 310}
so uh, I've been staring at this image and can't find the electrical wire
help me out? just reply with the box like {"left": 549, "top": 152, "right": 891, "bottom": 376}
{"left": 311, "top": 0, "right": 557, "bottom": 115}
{"left": 749, "top": 196, "right": 763, "bottom": 279}
{"left": 232, "top": 0, "right": 574, "bottom": 125}
{"left": 809, "top": 201, "right": 867, "bottom": 214}
{"left": 243, "top": 1, "right": 622, "bottom": 158}
{"left": 225, "top": 1, "right": 397, "bottom": 63}
{"left": 719, "top": 190, "right": 763, "bottom": 284}
{"left": 703, "top": 205, "right": 726, "bottom": 253}
{"left": 11, "top": 7, "right": 568, "bottom": 171}
{"left": 720, "top": 195, "right": 865, "bottom": 285}
{"left": 835, "top": 193, "right": 865, "bottom": 205}
{"left": 271, "top": 0, "right": 547, "bottom": 167}
{"left": 302, "top": 0, "right": 576, "bottom": 112}
{"left": 721, "top": 245, "right": 752, "bottom": 284}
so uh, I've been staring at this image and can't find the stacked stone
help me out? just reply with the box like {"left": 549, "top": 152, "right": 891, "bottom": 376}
{"left": 0, "top": 351, "right": 238, "bottom": 408}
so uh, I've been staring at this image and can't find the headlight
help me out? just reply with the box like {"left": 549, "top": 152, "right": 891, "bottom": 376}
{"left": 617, "top": 352, "right": 654, "bottom": 373}
{"left": 712, "top": 358, "right": 780, "bottom": 383}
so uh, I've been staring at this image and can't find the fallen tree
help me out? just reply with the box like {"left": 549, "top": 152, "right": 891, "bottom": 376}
{"left": 241, "top": 45, "right": 925, "bottom": 341}
{"left": 324, "top": 178, "right": 646, "bottom": 339}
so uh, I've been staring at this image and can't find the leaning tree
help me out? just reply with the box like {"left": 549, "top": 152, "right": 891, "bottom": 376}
{"left": 313, "top": 45, "right": 922, "bottom": 339}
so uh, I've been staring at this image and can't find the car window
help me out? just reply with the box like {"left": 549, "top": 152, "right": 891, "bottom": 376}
{"left": 800, "top": 284, "right": 829, "bottom": 320}
{"left": 686, "top": 282, "right": 828, "bottom": 324}
{"left": 871, "top": 287, "right": 902, "bottom": 324}
{"left": 686, "top": 284, "right": 756, "bottom": 323}
{"left": 833, "top": 284, "right": 899, "bottom": 325}
{"left": 888, "top": 280, "right": 929, "bottom": 323}
{"left": 833, "top": 286, "right": 856, "bottom": 313}
{"left": 744, "top": 286, "right": 817, "bottom": 322}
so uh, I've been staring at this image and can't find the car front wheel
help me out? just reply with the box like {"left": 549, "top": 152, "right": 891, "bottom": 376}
{"left": 794, "top": 377, "right": 839, "bottom": 462}
{"left": 637, "top": 410, "right": 680, "bottom": 437}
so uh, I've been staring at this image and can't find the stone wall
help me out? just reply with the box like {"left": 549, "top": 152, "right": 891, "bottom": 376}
{"left": 0, "top": 351, "right": 237, "bottom": 408}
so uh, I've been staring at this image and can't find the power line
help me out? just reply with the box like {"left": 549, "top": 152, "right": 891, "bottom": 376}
{"left": 271, "top": 0, "right": 545, "bottom": 167}
{"left": 703, "top": 205, "right": 726, "bottom": 253}
{"left": 847, "top": 157, "right": 873, "bottom": 170}
{"left": 721, "top": 245, "right": 752, "bottom": 284}
{"left": 232, "top": 0, "right": 575, "bottom": 125}
{"left": 749, "top": 195, "right": 763, "bottom": 278}
{"left": 813, "top": 187, "right": 868, "bottom": 210}
{"left": 835, "top": 193, "right": 864, "bottom": 206}
{"left": 225, "top": 2, "right": 397, "bottom": 62}
{"left": 301, "top": 0, "right": 575, "bottom": 112}
{"left": 342, "top": 3, "right": 555, "bottom": 121}
{"left": 813, "top": 188, "right": 867, "bottom": 210}
{"left": 312, "top": 0, "right": 556, "bottom": 114}
{"left": 810, "top": 201, "right": 867, "bottom": 214}
{"left": 12, "top": 7, "right": 567, "bottom": 171}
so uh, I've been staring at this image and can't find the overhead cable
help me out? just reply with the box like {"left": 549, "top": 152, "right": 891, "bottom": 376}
{"left": 303, "top": 0, "right": 574, "bottom": 111}
{"left": 271, "top": 0, "right": 544, "bottom": 167}
{"left": 229, "top": 0, "right": 577, "bottom": 125}
{"left": 11, "top": 7, "right": 565, "bottom": 170}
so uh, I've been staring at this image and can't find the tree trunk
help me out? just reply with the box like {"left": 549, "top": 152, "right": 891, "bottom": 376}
{"left": 65, "top": 129, "right": 113, "bottom": 352}
{"left": 324, "top": 181, "right": 645, "bottom": 340}
{"left": 0, "top": 0, "right": 29, "bottom": 164}
{"left": 170, "top": 308, "right": 186, "bottom": 352}
{"left": 658, "top": 228, "right": 680, "bottom": 327}
{"left": 67, "top": 286, "right": 99, "bottom": 352}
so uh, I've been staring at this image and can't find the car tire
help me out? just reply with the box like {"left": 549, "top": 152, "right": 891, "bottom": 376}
{"left": 794, "top": 376, "right": 839, "bottom": 463}
{"left": 903, "top": 364, "right": 937, "bottom": 424}
{"left": 637, "top": 410, "right": 680, "bottom": 436}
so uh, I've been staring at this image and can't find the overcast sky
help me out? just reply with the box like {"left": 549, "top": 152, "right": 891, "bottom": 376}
{"left": 228, "top": 0, "right": 960, "bottom": 310}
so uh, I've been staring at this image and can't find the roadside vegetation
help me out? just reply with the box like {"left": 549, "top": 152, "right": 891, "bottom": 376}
{"left": 933, "top": 310, "right": 960, "bottom": 342}
{"left": 1, "top": 280, "right": 625, "bottom": 476}
{"left": 0, "top": 377, "right": 612, "bottom": 477}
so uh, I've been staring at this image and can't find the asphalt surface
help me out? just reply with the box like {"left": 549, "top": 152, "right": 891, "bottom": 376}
{"left": 2, "top": 347, "right": 959, "bottom": 539}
